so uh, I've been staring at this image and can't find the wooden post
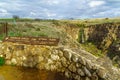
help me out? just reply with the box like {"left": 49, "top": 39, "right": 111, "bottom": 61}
{"left": 5, "top": 22, "right": 8, "bottom": 37}
{"left": 3, "top": 22, "right": 8, "bottom": 37}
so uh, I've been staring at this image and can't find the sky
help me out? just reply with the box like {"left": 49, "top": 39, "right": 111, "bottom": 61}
{"left": 0, "top": 0, "right": 120, "bottom": 19}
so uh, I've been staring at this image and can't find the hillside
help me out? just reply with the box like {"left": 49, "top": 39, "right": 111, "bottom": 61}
{"left": 0, "top": 18, "right": 120, "bottom": 80}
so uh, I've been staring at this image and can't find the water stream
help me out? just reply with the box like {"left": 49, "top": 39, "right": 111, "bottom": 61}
{"left": 0, "top": 65, "right": 68, "bottom": 80}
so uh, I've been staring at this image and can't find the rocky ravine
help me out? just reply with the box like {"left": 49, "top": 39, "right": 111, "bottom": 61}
{"left": 0, "top": 22, "right": 120, "bottom": 80}
{"left": 83, "top": 22, "right": 120, "bottom": 67}
{"left": 0, "top": 42, "right": 120, "bottom": 80}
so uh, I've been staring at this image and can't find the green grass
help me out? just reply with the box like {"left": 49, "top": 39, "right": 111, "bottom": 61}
{"left": 60, "top": 17, "right": 120, "bottom": 26}
{"left": 0, "top": 34, "right": 5, "bottom": 41}
{"left": 81, "top": 42, "right": 103, "bottom": 57}
{"left": 6, "top": 22, "right": 60, "bottom": 38}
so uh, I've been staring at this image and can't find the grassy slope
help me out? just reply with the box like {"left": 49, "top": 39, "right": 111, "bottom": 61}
{"left": 60, "top": 17, "right": 120, "bottom": 26}
{"left": 0, "top": 18, "right": 120, "bottom": 57}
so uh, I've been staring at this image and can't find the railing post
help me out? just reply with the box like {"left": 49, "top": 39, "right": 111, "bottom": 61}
{"left": 5, "top": 22, "right": 8, "bottom": 37}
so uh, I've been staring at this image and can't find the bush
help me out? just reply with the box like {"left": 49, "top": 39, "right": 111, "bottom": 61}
{"left": 13, "top": 15, "right": 19, "bottom": 20}
{"left": 0, "top": 57, "right": 5, "bottom": 66}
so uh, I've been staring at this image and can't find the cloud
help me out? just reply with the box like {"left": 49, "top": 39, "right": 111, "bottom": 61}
{"left": 89, "top": 1, "right": 106, "bottom": 8}
{"left": 0, "top": 9, "right": 8, "bottom": 13}
{"left": 30, "top": 12, "right": 36, "bottom": 16}
{"left": 0, "top": 0, "right": 120, "bottom": 19}
{"left": 0, "top": 8, "right": 10, "bottom": 17}
{"left": 46, "top": 0, "right": 59, "bottom": 5}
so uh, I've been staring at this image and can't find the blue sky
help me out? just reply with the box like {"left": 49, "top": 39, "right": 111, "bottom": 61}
{"left": 0, "top": 0, "right": 120, "bottom": 19}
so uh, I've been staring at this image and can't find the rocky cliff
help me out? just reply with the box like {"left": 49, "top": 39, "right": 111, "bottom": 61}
{"left": 0, "top": 21, "right": 120, "bottom": 80}
{"left": 0, "top": 42, "right": 120, "bottom": 80}
{"left": 84, "top": 23, "right": 120, "bottom": 50}
{"left": 81, "top": 22, "right": 120, "bottom": 67}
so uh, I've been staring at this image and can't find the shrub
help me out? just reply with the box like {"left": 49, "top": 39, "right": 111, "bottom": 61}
{"left": 0, "top": 57, "right": 5, "bottom": 66}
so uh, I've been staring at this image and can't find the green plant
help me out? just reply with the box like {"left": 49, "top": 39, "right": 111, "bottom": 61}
{"left": 81, "top": 42, "right": 103, "bottom": 57}
{"left": 8, "top": 31, "right": 23, "bottom": 37}
{"left": 0, "top": 57, "right": 5, "bottom": 66}
{"left": 78, "top": 28, "right": 86, "bottom": 43}
{"left": 38, "top": 33, "right": 48, "bottom": 37}
{"left": 0, "top": 34, "right": 5, "bottom": 40}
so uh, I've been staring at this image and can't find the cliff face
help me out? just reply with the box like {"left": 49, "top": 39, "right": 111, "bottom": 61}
{"left": 84, "top": 23, "right": 120, "bottom": 50}
{"left": 82, "top": 23, "right": 120, "bottom": 67}
{"left": 53, "top": 22, "right": 80, "bottom": 40}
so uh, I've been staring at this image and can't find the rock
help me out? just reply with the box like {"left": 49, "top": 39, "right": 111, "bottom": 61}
{"left": 55, "top": 62, "right": 62, "bottom": 71}
{"left": 11, "top": 58, "right": 17, "bottom": 65}
{"left": 5, "top": 52, "right": 11, "bottom": 59}
{"left": 78, "top": 57, "right": 86, "bottom": 65}
{"left": 77, "top": 69, "right": 85, "bottom": 76}
{"left": 52, "top": 50, "right": 59, "bottom": 55}
{"left": 23, "top": 63, "right": 28, "bottom": 67}
{"left": 51, "top": 54, "right": 59, "bottom": 61}
{"left": 38, "top": 56, "right": 44, "bottom": 62}
{"left": 76, "top": 63, "right": 82, "bottom": 68}
{"left": 33, "top": 55, "right": 39, "bottom": 63}
{"left": 45, "top": 64, "right": 50, "bottom": 70}
{"left": 71, "top": 54, "right": 78, "bottom": 62}
{"left": 61, "top": 57, "right": 68, "bottom": 67}
{"left": 29, "top": 62, "right": 34, "bottom": 68}
{"left": 92, "top": 65, "right": 99, "bottom": 70}
{"left": 85, "top": 77, "right": 90, "bottom": 80}
{"left": 27, "top": 56, "right": 34, "bottom": 62}
{"left": 15, "top": 52, "right": 20, "bottom": 57}
{"left": 58, "top": 50, "right": 63, "bottom": 57}
{"left": 46, "top": 59, "right": 53, "bottom": 65}
{"left": 97, "top": 67, "right": 107, "bottom": 79}
{"left": 74, "top": 75, "right": 81, "bottom": 80}
{"left": 50, "top": 65, "right": 57, "bottom": 70}
{"left": 5, "top": 60, "right": 11, "bottom": 65}
{"left": 63, "top": 49, "right": 72, "bottom": 61}
{"left": 14, "top": 45, "right": 24, "bottom": 50}
{"left": 83, "top": 67, "right": 92, "bottom": 77}
{"left": 91, "top": 73, "right": 98, "bottom": 80}
{"left": 37, "top": 63, "right": 45, "bottom": 70}
{"left": 86, "top": 60, "right": 92, "bottom": 70}
{"left": 68, "top": 63, "right": 77, "bottom": 73}
{"left": 65, "top": 70, "right": 71, "bottom": 78}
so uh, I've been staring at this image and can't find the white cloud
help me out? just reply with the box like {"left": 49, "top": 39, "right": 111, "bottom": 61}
{"left": 0, "top": 8, "right": 10, "bottom": 17}
{"left": 0, "top": 9, "right": 8, "bottom": 13}
{"left": 30, "top": 12, "right": 36, "bottom": 16}
{"left": 89, "top": 1, "right": 105, "bottom": 8}
{"left": 47, "top": 13, "right": 56, "bottom": 17}
{"left": 0, "top": 0, "right": 119, "bottom": 19}
{"left": 41, "top": 0, "right": 60, "bottom": 5}
{"left": 43, "top": 8, "right": 56, "bottom": 17}
{"left": 48, "top": 0, "right": 59, "bottom": 5}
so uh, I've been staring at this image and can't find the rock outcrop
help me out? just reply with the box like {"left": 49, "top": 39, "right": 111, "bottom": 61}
{"left": 83, "top": 23, "right": 120, "bottom": 50}
{"left": 0, "top": 42, "right": 120, "bottom": 80}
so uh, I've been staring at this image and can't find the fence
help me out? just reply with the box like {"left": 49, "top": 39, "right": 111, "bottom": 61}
{"left": 0, "top": 22, "right": 59, "bottom": 46}
{"left": 3, "top": 36, "right": 60, "bottom": 46}
{"left": 0, "top": 22, "right": 8, "bottom": 36}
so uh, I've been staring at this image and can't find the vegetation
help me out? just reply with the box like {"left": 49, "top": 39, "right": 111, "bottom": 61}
{"left": 0, "top": 17, "right": 119, "bottom": 58}
{"left": 81, "top": 42, "right": 103, "bottom": 57}
{"left": 0, "top": 34, "right": 5, "bottom": 41}
{"left": 0, "top": 57, "right": 5, "bottom": 66}
{"left": 60, "top": 17, "right": 120, "bottom": 26}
